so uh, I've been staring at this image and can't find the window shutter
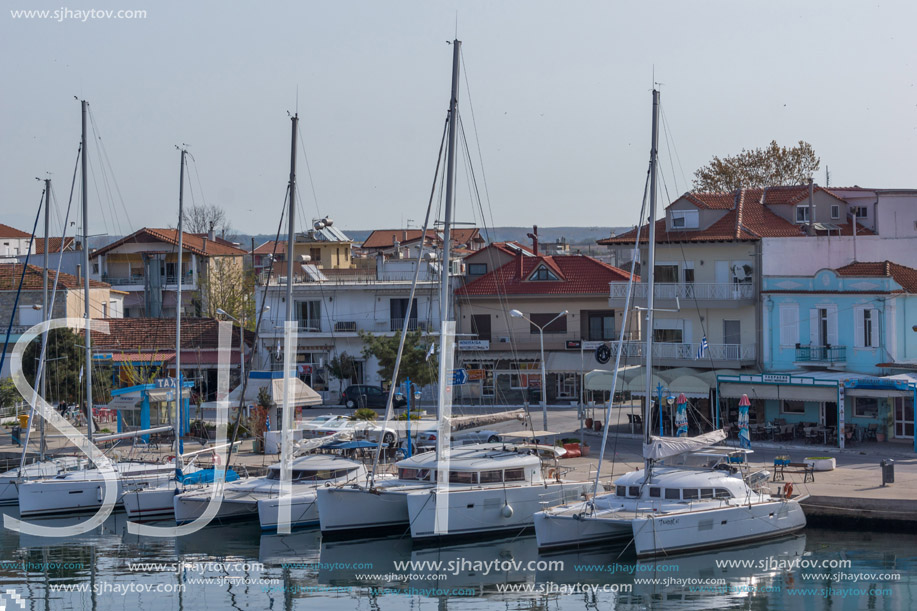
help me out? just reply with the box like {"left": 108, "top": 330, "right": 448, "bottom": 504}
{"left": 870, "top": 308, "right": 880, "bottom": 348}
{"left": 854, "top": 307, "right": 865, "bottom": 348}
{"left": 827, "top": 305, "right": 838, "bottom": 346}
{"left": 779, "top": 305, "right": 797, "bottom": 347}
{"left": 809, "top": 308, "right": 818, "bottom": 346}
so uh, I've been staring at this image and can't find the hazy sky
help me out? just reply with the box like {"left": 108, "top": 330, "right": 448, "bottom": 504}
{"left": 2, "top": 1, "right": 915, "bottom": 240}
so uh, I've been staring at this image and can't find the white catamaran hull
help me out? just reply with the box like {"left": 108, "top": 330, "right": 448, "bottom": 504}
{"left": 173, "top": 487, "right": 262, "bottom": 525}
{"left": 407, "top": 483, "right": 591, "bottom": 540}
{"left": 257, "top": 491, "right": 320, "bottom": 531}
{"left": 534, "top": 504, "right": 634, "bottom": 551}
{"left": 630, "top": 499, "right": 806, "bottom": 557}
{"left": 316, "top": 485, "right": 430, "bottom": 536}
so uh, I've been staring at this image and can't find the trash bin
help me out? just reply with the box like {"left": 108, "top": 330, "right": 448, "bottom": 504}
{"left": 18, "top": 414, "right": 29, "bottom": 429}
{"left": 881, "top": 459, "right": 895, "bottom": 485}
{"left": 11, "top": 426, "right": 20, "bottom": 446}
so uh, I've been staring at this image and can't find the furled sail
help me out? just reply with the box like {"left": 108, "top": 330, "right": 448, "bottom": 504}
{"left": 642, "top": 429, "right": 727, "bottom": 460}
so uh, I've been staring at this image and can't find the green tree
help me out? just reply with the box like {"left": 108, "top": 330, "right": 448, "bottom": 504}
{"left": 693, "top": 140, "right": 820, "bottom": 192}
{"left": 358, "top": 330, "right": 438, "bottom": 387}
{"left": 326, "top": 351, "right": 356, "bottom": 395}
{"left": 196, "top": 257, "right": 256, "bottom": 327}
{"left": 0, "top": 378, "right": 21, "bottom": 408}
{"left": 22, "top": 327, "right": 112, "bottom": 405}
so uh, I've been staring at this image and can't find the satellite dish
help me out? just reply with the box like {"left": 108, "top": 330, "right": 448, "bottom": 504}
{"left": 731, "top": 263, "right": 750, "bottom": 281}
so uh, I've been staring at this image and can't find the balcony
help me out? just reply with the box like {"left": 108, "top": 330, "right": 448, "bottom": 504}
{"left": 609, "top": 341, "right": 756, "bottom": 365}
{"left": 795, "top": 345, "right": 846, "bottom": 367}
{"left": 259, "top": 318, "right": 436, "bottom": 337}
{"left": 101, "top": 273, "right": 195, "bottom": 289}
{"left": 389, "top": 318, "right": 428, "bottom": 332}
{"left": 609, "top": 282, "right": 755, "bottom": 307}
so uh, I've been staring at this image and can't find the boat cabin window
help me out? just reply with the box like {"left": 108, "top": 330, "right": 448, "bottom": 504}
{"left": 479, "top": 470, "right": 503, "bottom": 484}
{"left": 266, "top": 468, "right": 350, "bottom": 481}
{"left": 628, "top": 486, "right": 640, "bottom": 497}
{"left": 504, "top": 468, "right": 526, "bottom": 482}
{"left": 664, "top": 488, "right": 680, "bottom": 500}
{"left": 449, "top": 471, "right": 477, "bottom": 484}
{"left": 616, "top": 485, "right": 626, "bottom": 497}
{"left": 683, "top": 488, "right": 699, "bottom": 500}
{"left": 700, "top": 488, "right": 714, "bottom": 499}
{"left": 649, "top": 487, "right": 661, "bottom": 498}
{"left": 398, "top": 468, "right": 432, "bottom": 481}
{"left": 714, "top": 488, "right": 732, "bottom": 499}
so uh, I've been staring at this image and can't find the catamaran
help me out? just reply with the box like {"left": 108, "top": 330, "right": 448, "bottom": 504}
{"left": 533, "top": 90, "right": 806, "bottom": 556}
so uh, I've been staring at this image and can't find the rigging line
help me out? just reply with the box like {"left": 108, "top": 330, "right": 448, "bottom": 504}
{"left": 86, "top": 104, "right": 133, "bottom": 229}
{"left": 296, "top": 121, "right": 322, "bottom": 220}
{"left": 459, "top": 48, "right": 496, "bottom": 234}
{"left": 659, "top": 106, "right": 681, "bottom": 196}
{"left": 225, "top": 184, "right": 291, "bottom": 471}
{"left": 660, "top": 104, "right": 689, "bottom": 194}
{"left": 187, "top": 152, "right": 209, "bottom": 209}
{"left": 82, "top": 146, "right": 111, "bottom": 237}
{"left": 369, "top": 114, "right": 450, "bottom": 488}
{"left": 86, "top": 107, "right": 126, "bottom": 237}
{"left": 92, "top": 131, "right": 122, "bottom": 239}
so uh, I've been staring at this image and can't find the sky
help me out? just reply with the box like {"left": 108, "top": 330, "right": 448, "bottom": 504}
{"left": 2, "top": 0, "right": 915, "bottom": 241}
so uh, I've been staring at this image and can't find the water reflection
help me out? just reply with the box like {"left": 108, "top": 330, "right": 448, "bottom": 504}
{"left": 1, "top": 504, "right": 914, "bottom": 610}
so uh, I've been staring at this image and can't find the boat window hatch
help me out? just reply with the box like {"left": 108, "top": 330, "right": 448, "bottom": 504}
{"left": 664, "top": 488, "right": 680, "bottom": 500}
{"left": 649, "top": 487, "right": 661, "bottom": 498}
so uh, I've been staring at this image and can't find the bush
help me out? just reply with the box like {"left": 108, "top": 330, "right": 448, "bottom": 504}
{"left": 396, "top": 412, "right": 421, "bottom": 421}
{"left": 351, "top": 407, "right": 378, "bottom": 421}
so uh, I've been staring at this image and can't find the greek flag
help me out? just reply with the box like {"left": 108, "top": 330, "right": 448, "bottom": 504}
{"left": 695, "top": 336, "right": 708, "bottom": 360}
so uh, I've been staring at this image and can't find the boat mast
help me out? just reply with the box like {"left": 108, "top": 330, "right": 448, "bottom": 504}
{"left": 436, "top": 39, "right": 460, "bottom": 420}
{"left": 41, "top": 178, "right": 50, "bottom": 461}
{"left": 643, "top": 89, "right": 660, "bottom": 466}
{"left": 82, "top": 100, "right": 93, "bottom": 445}
{"left": 175, "top": 148, "right": 186, "bottom": 472}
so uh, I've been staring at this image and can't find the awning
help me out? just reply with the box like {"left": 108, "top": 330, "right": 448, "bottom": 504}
{"left": 585, "top": 366, "right": 742, "bottom": 398}
{"left": 546, "top": 352, "right": 595, "bottom": 372}
{"left": 147, "top": 388, "right": 191, "bottom": 402}
{"left": 718, "top": 382, "right": 838, "bottom": 402}
{"left": 270, "top": 378, "right": 322, "bottom": 407}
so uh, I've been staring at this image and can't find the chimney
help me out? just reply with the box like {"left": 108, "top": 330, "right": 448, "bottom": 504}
{"left": 208, "top": 221, "right": 215, "bottom": 241}
{"left": 526, "top": 225, "right": 539, "bottom": 256}
{"left": 807, "top": 178, "right": 815, "bottom": 236}
{"left": 516, "top": 249, "right": 524, "bottom": 277}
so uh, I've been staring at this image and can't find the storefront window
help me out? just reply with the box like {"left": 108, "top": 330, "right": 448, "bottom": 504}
{"left": 854, "top": 397, "right": 879, "bottom": 418}
{"left": 780, "top": 400, "right": 805, "bottom": 414}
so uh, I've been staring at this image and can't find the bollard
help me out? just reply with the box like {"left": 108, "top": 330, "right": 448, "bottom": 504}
{"left": 11, "top": 426, "right": 20, "bottom": 446}
{"left": 881, "top": 459, "right": 895, "bottom": 486}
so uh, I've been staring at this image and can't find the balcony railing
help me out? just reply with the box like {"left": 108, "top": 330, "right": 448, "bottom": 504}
{"left": 795, "top": 345, "right": 847, "bottom": 363}
{"left": 102, "top": 273, "right": 194, "bottom": 287}
{"left": 390, "top": 318, "right": 428, "bottom": 332}
{"left": 261, "top": 318, "right": 437, "bottom": 335}
{"left": 609, "top": 341, "right": 756, "bottom": 362}
{"left": 610, "top": 282, "right": 755, "bottom": 301}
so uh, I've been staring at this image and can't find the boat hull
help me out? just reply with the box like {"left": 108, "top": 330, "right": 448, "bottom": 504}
{"left": 407, "top": 482, "right": 591, "bottom": 541}
{"left": 173, "top": 490, "right": 261, "bottom": 525}
{"left": 316, "top": 485, "right": 426, "bottom": 538}
{"left": 123, "top": 483, "right": 182, "bottom": 521}
{"left": 18, "top": 471, "right": 172, "bottom": 517}
{"left": 631, "top": 499, "right": 807, "bottom": 557}
{"left": 534, "top": 504, "right": 634, "bottom": 551}
{"left": 257, "top": 491, "right": 320, "bottom": 531}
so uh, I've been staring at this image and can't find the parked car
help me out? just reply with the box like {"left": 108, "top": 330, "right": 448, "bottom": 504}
{"left": 415, "top": 429, "right": 502, "bottom": 449}
{"left": 341, "top": 385, "right": 407, "bottom": 410}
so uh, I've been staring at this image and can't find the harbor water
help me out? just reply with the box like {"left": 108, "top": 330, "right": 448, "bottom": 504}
{"left": 0, "top": 508, "right": 913, "bottom": 610}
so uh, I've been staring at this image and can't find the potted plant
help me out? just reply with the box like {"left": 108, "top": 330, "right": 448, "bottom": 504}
{"left": 250, "top": 386, "right": 272, "bottom": 454}
{"left": 877, "top": 409, "right": 894, "bottom": 442}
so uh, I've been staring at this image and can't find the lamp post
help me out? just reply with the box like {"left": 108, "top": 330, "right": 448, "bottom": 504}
{"left": 395, "top": 376, "right": 423, "bottom": 458}
{"left": 509, "top": 309, "right": 568, "bottom": 431}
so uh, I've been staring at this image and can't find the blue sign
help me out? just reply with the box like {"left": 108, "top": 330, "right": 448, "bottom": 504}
{"left": 451, "top": 369, "right": 468, "bottom": 385}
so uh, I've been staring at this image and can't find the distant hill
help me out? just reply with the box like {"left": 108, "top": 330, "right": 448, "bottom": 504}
{"left": 239, "top": 226, "right": 630, "bottom": 250}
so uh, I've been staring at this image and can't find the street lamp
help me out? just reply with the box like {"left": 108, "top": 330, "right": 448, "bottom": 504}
{"left": 509, "top": 308, "right": 568, "bottom": 431}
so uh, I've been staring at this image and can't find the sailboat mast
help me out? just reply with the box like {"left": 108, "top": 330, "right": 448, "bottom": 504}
{"left": 436, "top": 40, "right": 460, "bottom": 419}
{"left": 285, "top": 115, "right": 297, "bottom": 324}
{"left": 643, "top": 89, "right": 660, "bottom": 452}
{"left": 82, "top": 100, "right": 93, "bottom": 444}
{"left": 175, "top": 148, "right": 186, "bottom": 470}
{"left": 41, "top": 178, "right": 50, "bottom": 461}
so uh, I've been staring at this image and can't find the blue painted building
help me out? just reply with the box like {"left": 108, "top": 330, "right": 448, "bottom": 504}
{"left": 721, "top": 260, "right": 917, "bottom": 448}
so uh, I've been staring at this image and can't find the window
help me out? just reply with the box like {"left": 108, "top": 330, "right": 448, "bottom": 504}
{"left": 670, "top": 210, "right": 699, "bottom": 229}
{"left": 683, "top": 489, "right": 699, "bottom": 500}
{"left": 587, "top": 311, "right": 615, "bottom": 341}
{"left": 796, "top": 206, "right": 810, "bottom": 223}
{"left": 296, "top": 300, "right": 321, "bottom": 331}
{"left": 855, "top": 307, "right": 879, "bottom": 348}
{"left": 830, "top": 205, "right": 840, "bottom": 219}
{"left": 390, "top": 298, "right": 418, "bottom": 331}
{"left": 529, "top": 265, "right": 559, "bottom": 281}
{"left": 479, "top": 470, "right": 503, "bottom": 484}
{"left": 649, "top": 487, "right": 661, "bottom": 498}
{"left": 504, "top": 468, "right": 525, "bottom": 482}
{"left": 863, "top": 309, "right": 873, "bottom": 347}
{"left": 616, "top": 485, "right": 626, "bottom": 497}
{"left": 714, "top": 488, "right": 732, "bottom": 499}
{"left": 854, "top": 397, "right": 879, "bottom": 418}
{"left": 853, "top": 206, "right": 868, "bottom": 218}
{"left": 309, "top": 247, "right": 321, "bottom": 262}
{"left": 665, "top": 488, "right": 680, "bottom": 500}
{"left": 628, "top": 486, "right": 641, "bottom": 497}
{"left": 449, "top": 471, "right": 477, "bottom": 484}
{"left": 471, "top": 314, "right": 491, "bottom": 341}
{"left": 683, "top": 264, "right": 695, "bottom": 284}
{"left": 700, "top": 488, "right": 714, "bottom": 499}
{"left": 779, "top": 304, "right": 799, "bottom": 347}
{"left": 654, "top": 264, "right": 679, "bottom": 283}
{"left": 467, "top": 263, "right": 487, "bottom": 276}
{"left": 653, "top": 328, "right": 683, "bottom": 343}
{"left": 529, "top": 313, "right": 567, "bottom": 334}
{"left": 781, "top": 400, "right": 805, "bottom": 414}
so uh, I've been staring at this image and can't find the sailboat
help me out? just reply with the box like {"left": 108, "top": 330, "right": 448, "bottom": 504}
{"left": 533, "top": 90, "right": 806, "bottom": 556}
{"left": 317, "top": 40, "right": 590, "bottom": 541}
{"left": 16, "top": 101, "right": 179, "bottom": 518}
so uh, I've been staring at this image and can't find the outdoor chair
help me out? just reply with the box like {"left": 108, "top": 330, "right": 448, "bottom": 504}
{"left": 864, "top": 423, "right": 878, "bottom": 442}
